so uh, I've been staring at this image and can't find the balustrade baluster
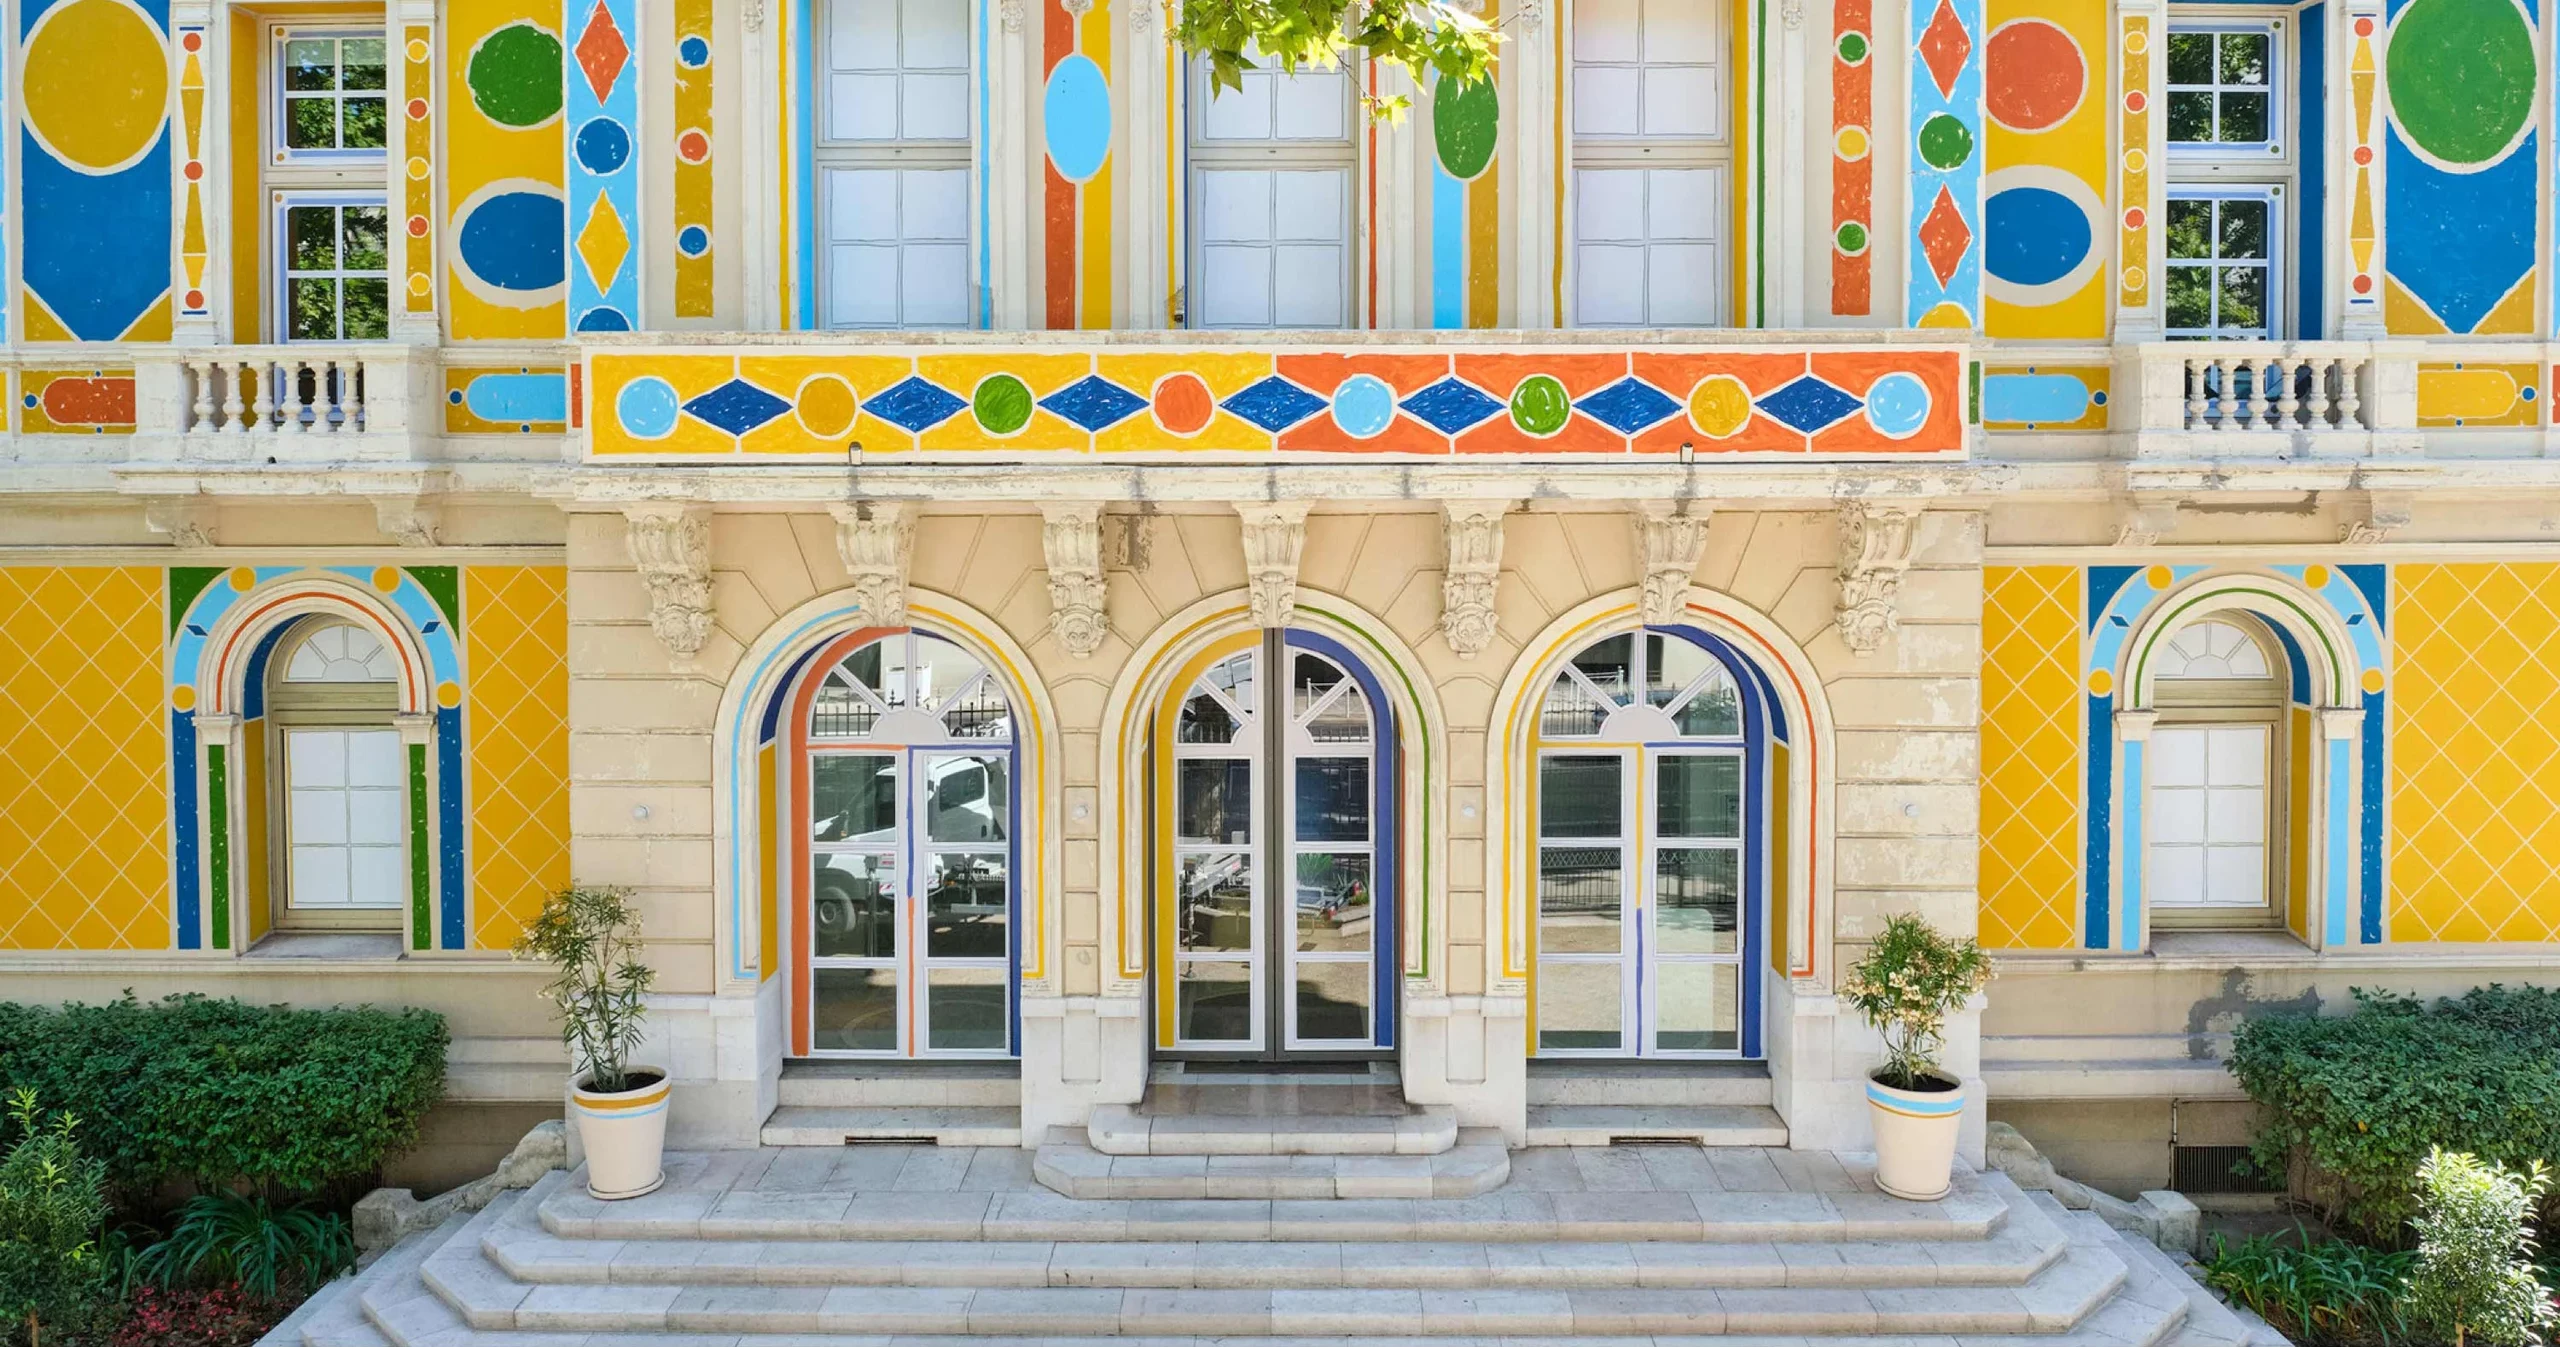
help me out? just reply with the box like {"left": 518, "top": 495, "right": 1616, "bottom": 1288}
{"left": 188, "top": 361, "right": 214, "bottom": 434}
{"left": 2336, "top": 358, "right": 2364, "bottom": 428}
{"left": 343, "top": 359, "right": 366, "bottom": 433}
{"left": 251, "top": 361, "right": 277, "bottom": 434}
{"left": 2304, "top": 358, "right": 2336, "bottom": 428}
{"left": 319, "top": 360, "right": 344, "bottom": 433}
{"left": 2211, "top": 359, "right": 2234, "bottom": 429}
{"left": 2186, "top": 359, "right": 2208, "bottom": 429}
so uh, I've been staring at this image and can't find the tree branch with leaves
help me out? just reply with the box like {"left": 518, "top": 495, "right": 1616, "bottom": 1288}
{"left": 1170, "top": 0, "right": 1505, "bottom": 121}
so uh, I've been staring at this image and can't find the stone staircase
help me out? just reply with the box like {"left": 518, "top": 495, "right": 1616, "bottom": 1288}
{"left": 761, "top": 1060, "right": 1024, "bottom": 1147}
{"left": 1525, "top": 1060, "right": 1792, "bottom": 1147}
{"left": 273, "top": 1138, "right": 2275, "bottom": 1347}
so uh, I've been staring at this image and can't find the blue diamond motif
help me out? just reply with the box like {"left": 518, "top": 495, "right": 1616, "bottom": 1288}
{"left": 1575, "top": 378, "right": 1682, "bottom": 434}
{"left": 864, "top": 377, "right": 968, "bottom": 434}
{"left": 1221, "top": 376, "right": 1328, "bottom": 432}
{"left": 1398, "top": 378, "right": 1504, "bottom": 435}
{"left": 681, "top": 379, "right": 792, "bottom": 437}
{"left": 1755, "top": 376, "right": 1863, "bottom": 434}
{"left": 1038, "top": 375, "right": 1148, "bottom": 432}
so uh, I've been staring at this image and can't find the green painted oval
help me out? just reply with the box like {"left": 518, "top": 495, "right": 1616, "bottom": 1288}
{"left": 1835, "top": 221, "right": 1869, "bottom": 255}
{"left": 1837, "top": 31, "right": 1869, "bottom": 62}
{"left": 467, "top": 23, "right": 564, "bottom": 129}
{"left": 2383, "top": 0, "right": 2536, "bottom": 166}
{"left": 1917, "top": 113, "right": 1975, "bottom": 171}
{"left": 974, "top": 374, "right": 1034, "bottom": 435}
{"left": 1510, "top": 375, "right": 1572, "bottom": 435}
{"left": 1433, "top": 75, "right": 1499, "bottom": 181}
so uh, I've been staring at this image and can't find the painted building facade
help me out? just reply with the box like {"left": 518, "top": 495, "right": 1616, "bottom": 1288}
{"left": 0, "top": 0, "right": 2555, "bottom": 1188}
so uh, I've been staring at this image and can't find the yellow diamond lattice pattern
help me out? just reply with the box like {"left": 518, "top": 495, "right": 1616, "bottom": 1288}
{"left": 466, "top": 566, "right": 571, "bottom": 950}
{"left": 2389, "top": 563, "right": 2560, "bottom": 943}
{"left": 1980, "top": 565, "right": 2084, "bottom": 949}
{"left": 0, "top": 567, "right": 169, "bottom": 949}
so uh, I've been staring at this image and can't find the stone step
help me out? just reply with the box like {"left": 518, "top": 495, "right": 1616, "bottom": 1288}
{"left": 1525, "top": 1105, "right": 1791, "bottom": 1147}
{"left": 761, "top": 1103, "right": 1023, "bottom": 1147}
{"left": 1036, "top": 1129, "right": 1512, "bottom": 1199}
{"left": 1527, "top": 1061, "right": 1777, "bottom": 1109}
{"left": 290, "top": 1209, "right": 470, "bottom": 1347}
{"left": 1090, "top": 1102, "right": 1459, "bottom": 1156}
{"left": 779, "top": 1059, "right": 1025, "bottom": 1108}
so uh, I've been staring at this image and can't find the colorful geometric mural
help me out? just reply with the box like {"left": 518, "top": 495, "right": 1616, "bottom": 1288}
{"left": 1982, "top": 0, "right": 2108, "bottom": 337}
{"left": 566, "top": 0, "right": 638, "bottom": 331}
{"left": 1980, "top": 565, "right": 2084, "bottom": 949}
{"left": 403, "top": 24, "right": 437, "bottom": 315}
{"left": 673, "top": 0, "right": 715, "bottom": 316}
{"left": 1044, "top": 0, "right": 1112, "bottom": 329}
{"left": 0, "top": 567, "right": 168, "bottom": 950}
{"left": 1431, "top": 57, "right": 1500, "bottom": 329}
{"left": 2381, "top": 0, "right": 2541, "bottom": 334}
{"left": 2416, "top": 361, "right": 2542, "bottom": 426}
{"left": 2344, "top": 7, "right": 2383, "bottom": 323}
{"left": 1982, "top": 364, "right": 2109, "bottom": 430}
{"left": 586, "top": 347, "right": 1970, "bottom": 458}
{"left": 445, "top": 366, "right": 571, "bottom": 434}
{"left": 1907, "top": 0, "right": 1986, "bottom": 327}
{"left": 1832, "top": 0, "right": 1874, "bottom": 315}
{"left": 21, "top": 368, "right": 138, "bottom": 434}
{"left": 463, "top": 566, "right": 570, "bottom": 949}
{"left": 19, "top": 0, "right": 175, "bottom": 342}
{"left": 176, "top": 23, "right": 209, "bottom": 319}
{"left": 2116, "top": 12, "right": 2151, "bottom": 320}
{"left": 446, "top": 0, "right": 567, "bottom": 340}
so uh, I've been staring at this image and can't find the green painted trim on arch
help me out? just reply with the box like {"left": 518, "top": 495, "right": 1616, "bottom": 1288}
{"left": 2128, "top": 586, "right": 2345, "bottom": 702}
{"left": 207, "top": 743, "right": 230, "bottom": 951}
{"left": 1300, "top": 602, "right": 1435, "bottom": 982}
{"left": 408, "top": 742, "right": 431, "bottom": 950}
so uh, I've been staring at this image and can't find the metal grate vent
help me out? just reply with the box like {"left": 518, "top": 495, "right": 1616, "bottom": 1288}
{"left": 2173, "top": 1144, "right": 2282, "bottom": 1194}
{"left": 843, "top": 1135, "right": 937, "bottom": 1146}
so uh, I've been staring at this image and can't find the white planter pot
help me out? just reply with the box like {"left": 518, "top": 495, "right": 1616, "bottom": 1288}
{"left": 570, "top": 1067, "right": 670, "bottom": 1200}
{"left": 1866, "top": 1071, "right": 1965, "bottom": 1200}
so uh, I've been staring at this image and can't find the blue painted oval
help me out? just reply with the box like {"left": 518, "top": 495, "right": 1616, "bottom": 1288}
{"left": 575, "top": 117, "right": 632, "bottom": 175}
{"left": 456, "top": 191, "right": 568, "bottom": 292}
{"left": 1983, "top": 187, "right": 2093, "bottom": 287}
{"left": 464, "top": 372, "right": 570, "bottom": 424}
{"left": 1331, "top": 374, "right": 1397, "bottom": 438}
{"left": 1863, "top": 372, "right": 1932, "bottom": 438}
{"left": 1982, "top": 372, "right": 2095, "bottom": 425}
{"left": 678, "top": 35, "right": 711, "bottom": 66}
{"left": 617, "top": 376, "right": 681, "bottom": 439}
{"left": 1042, "top": 55, "right": 1113, "bottom": 184}
{"left": 677, "top": 225, "right": 710, "bottom": 257}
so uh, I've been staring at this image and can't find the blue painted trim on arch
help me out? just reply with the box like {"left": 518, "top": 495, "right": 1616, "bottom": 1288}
{"left": 173, "top": 712, "right": 201, "bottom": 949}
{"left": 1286, "top": 627, "right": 1401, "bottom": 1051}
{"left": 795, "top": 0, "right": 816, "bottom": 331}
{"left": 2296, "top": 4, "right": 2326, "bottom": 338}
{"left": 438, "top": 703, "right": 466, "bottom": 949}
{"left": 2117, "top": 737, "right": 2144, "bottom": 951}
{"left": 2084, "top": 693, "right": 2113, "bottom": 949}
{"left": 1658, "top": 624, "right": 1770, "bottom": 1061}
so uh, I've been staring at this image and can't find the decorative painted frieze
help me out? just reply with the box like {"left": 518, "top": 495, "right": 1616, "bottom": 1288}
{"left": 1635, "top": 502, "right": 1712, "bottom": 626}
{"left": 1236, "top": 501, "right": 1311, "bottom": 629}
{"left": 624, "top": 503, "right": 712, "bottom": 658}
{"left": 1440, "top": 500, "right": 1509, "bottom": 658}
{"left": 1835, "top": 501, "right": 1922, "bottom": 653}
{"left": 1040, "top": 502, "right": 1109, "bottom": 658}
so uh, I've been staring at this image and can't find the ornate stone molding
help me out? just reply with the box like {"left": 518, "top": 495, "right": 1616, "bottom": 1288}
{"left": 191, "top": 712, "right": 240, "bottom": 749}
{"left": 832, "top": 500, "right": 917, "bottom": 629}
{"left": 392, "top": 711, "right": 436, "bottom": 747}
{"left": 1634, "top": 502, "right": 1711, "bottom": 626}
{"left": 624, "top": 503, "right": 713, "bottom": 659}
{"left": 1041, "top": 503, "right": 1109, "bottom": 658}
{"left": 2339, "top": 491, "right": 2413, "bottom": 544}
{"left": 998, "top": 0, "right": 1024, "bottom": 30}
{"left": 1439, "top": 500, "right": 1508, "bottom": 658}
{"left": 1235, "top": 501, "right": 1311, "bottom": 629}
{"left": 373, "top": 497, "right": 441, "bottom": 548}
{"left": 2114, "top": 495, "right": 2181, "bottom": 547}
{"left": 1834, "top": 501, "right": 1923, "bottom": 654}
{"left": 145, "top": 499, "right": 218, "bottom": 549}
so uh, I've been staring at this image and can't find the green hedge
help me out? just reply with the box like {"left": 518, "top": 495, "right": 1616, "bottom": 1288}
{"left": 0, "top": 995, "right": 446, "bottom": 1195}
{"left": 2229, "top": 985, "right": 2560, "bottom": 1240}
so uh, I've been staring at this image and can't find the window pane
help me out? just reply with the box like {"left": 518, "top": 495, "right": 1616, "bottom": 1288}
{"left": 1657, "top": 755, "right": 1742, "bottom": 839}
{"left": 813, "top": 967, "right": 898, "bottom": 1051}
{"left": 1655, "top": 847, "right": 1739, "bottom": 954}
{"left": 287, "top": 97, "right": 338, "bottom": 148}
{"left": 1645, "top": 635, "right": 1715, "bottom": 709}
{"left": 2218, "top": 92, "right": 2268, "bottom": 143}
{"left": 343, "top": 280, "right": 389, "bottom": 340}
{"left": 1178, "top": 689, "right": 1243, "bottom": 744}
{"left": 2166, "top": 90, "right": 2214, "bottom": 143}
{"left": 1654, "top": 961, "right": 1738, "bottom": 1052}
{"left": 812, "top": 753, "right": 897, "bottom": 842}
{"left": 2217, "top": 266, "right": 2265, "bottom": 334}
{"left": 342, "top": 38, "right": 386, "bottom": 88}
{"left": 285, "top": 38, "right": 338, "bottom": 90}
{"left": 812, "top": 671, "right": 880, "bottom": 737}
{"left": 2165, "top": 200, "right": 2211, "bottom": 259}
{"left": 343, "top": 207, "right": 389, "bottom": 270}
{"left": 924, "top": 756, "right": 1007, "bottom": 843}
{"left": 2218, "top": 199, "right": 2268, "bottom": 259}
{"left": 288, "top": 278, "right": 338, "bottom": 340}
{"left": 2166, "top": 265, "right": 2212, "bottom": 330}
{"left": 1537, "top": 960, "right": 1622, "bottom": 1051}
{"left": 2219, "top": 32, "right": 2268, "bottom": 85}
{"left": 1176, "top": 960, "right": 1253, "bottom": 1042}
{"left": 1539, "top": 845, "right": 1623, "bottom": 953}
{"left": 1177, "top": 759, "right": 1252, "bottom": 844}
{"left": 290, "top": 207, "right": 338, "bottom": 269}
{"left": 1294, "top": 852, "right": 1372, "bottom": 954}
{"left": 924, "top": 852, "right": 1007, "bottom": 957}
{"left": 2165, "top": 31, "right": 2213, "bottom": 84}
{"left": 1294, "top": 757, "right": 1369, "bottom": 842}
{"left": 813, "top": 853, "right": 896, "bottom": 958}
{"left": 1675, "top": 679, "right": 1742, "bottom": 737}
{"left": 1570, "top": 636, "right": 1635, "bottom": 704}
{"left": 1541, "top": 670, "right": 1610, "bottom": 737}
{"left": 1539, "top": 755, "right": 1623, "bottom": 838}
{"left": 1296, "top": 960, "right": 1369, "bottom": 1043}
{"left": 1176, "top": 853, "right": 1254, "bottom": 952}
{"left": 926, "top": 968, "right": 1007, "bottom": 1052}
{"left": 342, "top": 97, "right": 388, "bottom": 149}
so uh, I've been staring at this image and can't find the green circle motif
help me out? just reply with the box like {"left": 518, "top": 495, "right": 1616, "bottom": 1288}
{"left": 1837, "top": 31, "right": 1869, "bottom": 62}
{"left": 1432, "top": 75, "right": 1500, "bottom": 181}
{"left": 1835, "top": 221, "right": 1869, "bottom": 255}
{"left": 2382, "top": 0, "right": 2536, "bottom": 166}
{"left": 974, "top": 375, "right": 1034, "bottom": 435}
{"left": 1917, "top": 113, "right": 1975, "bottom": 171}
{"left": 1510, "top": 375, "right": 1572, "bottom": 436}
{"left": 466, "top": 23, "right": 565, "bottom": 128}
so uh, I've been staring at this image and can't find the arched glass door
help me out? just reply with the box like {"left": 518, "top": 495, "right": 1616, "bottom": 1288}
{"left": 1533, "top": 630, "right": 1764, "bottom": 1058}
{"left": 1158, "top": 631, "right": 1395, "bottom": 1057}
{"left": 799, "top": 630, "right": 1017, "bottom": 1057}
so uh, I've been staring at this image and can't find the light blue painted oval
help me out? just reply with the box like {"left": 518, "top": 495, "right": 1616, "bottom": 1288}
{"left": 617, "top": 376, "right": 681, "bottom": 439}
{"left": 1863, "top": 372, "right": 1932, "bottom": 438}
{"left": 1984, "top": 186, "right": 2093, "bottom": 287}
{"left": 1042, "top": 55, "right": 1113, "bottom": 184}
{"left": 463, "top": 372, "right": 569, "bottom": 424}
{"left": 1331, "top": 374, "right": 1397, "bottom": 439}
{"left": 1982, "top": 372, "right": 2094, "bottom": 425}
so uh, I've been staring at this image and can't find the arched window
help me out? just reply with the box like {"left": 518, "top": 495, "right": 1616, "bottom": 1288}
{"left": 2146, "top": 617, "right": 2287, "bottom": 927}
{"left": 1159, "top": 633, "right": 1392, "bottom": 1056}
{"left": 266, "top": 620, "right": 405, "bottom": 930}
{"left": 1534, "top": 629, "right": 1761, "bottom": 1057}
{"left": 801, "top": 631, "right": 1016, "bottom": 1056}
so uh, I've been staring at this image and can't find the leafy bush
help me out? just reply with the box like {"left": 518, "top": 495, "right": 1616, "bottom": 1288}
{"left": 0, "top": 1090, "right": 112, "bottom": 1347}
{"left": 515, "top": 886, "right": 654, "bottom": 1094}
{"left": 135, "top": 1193, "right": 354, "bottom": 1301}
{"left": 2204, "top": 1227, "right": 2416, "bottom": 1347}
{"left": 2228, "top": 985, "right": 2560, "bottom": 1240}
{"left": 0, "top": 995, "right": 446, "bottom": 1195}
{"left": 1839, "top": 913, "right": 1993, "bottom": 1089}
{"left": 2405, "top": 1149, "right": 2559, "bottom": 1347}
{"left": 104, "top": 1286, "right": 282, "bottom": 1347}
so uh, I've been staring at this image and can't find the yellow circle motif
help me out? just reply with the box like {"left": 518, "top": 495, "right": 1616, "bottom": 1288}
{"left": 796, "top": 375, "right": 860, "bottom": 440}
{"left": 1834, "top": 125, "right": 1871, "bottom": 161}
{"left": 1687, "top": 375, "right": 1753, "bottom": 439}
{"left": 2146, "top": 564, "right": 2172, "bottom": 589}
{"left": 408, "top": 274, "right": 432, "bottom": 297}
{"left": 23, "top": 0, "right": 172, "bottom": 175}
{"left": 2088, "top": 668, "right": 2114, "bottom": 697}
{"left": 438, "top": 681, "right": 462, "bottom": 708}
{"left": 2125, "top": 28, "right": 2149, "bottom": 53}
{"left": 407, "top": 155, "right": 430, "bottom": 180}
{"left": 2304, "top": 564, "right": 2331, "bottom": 588}
{"left": 227, "top": 567, "right": 255, "bottom": 590}
{"left": 2121, "top": 265, "right": 2148, "bottom": 292}
{"left": 373, "top": 566, "right": 402, "bottom": 592}
{"left": 405, "top": 36, "right": 430, "bottom": 62}
{"left": 2124, "top": 149, "right": 2148, "bottom": 174}
{"left": 1917, "top": 301, "right": 1973, "bottom": 329}
{"left": 2361, "top": 667, "right": 2385, "bottom": 694}
{"left": 172, "top": 684, "right": 197, "bottom": 711}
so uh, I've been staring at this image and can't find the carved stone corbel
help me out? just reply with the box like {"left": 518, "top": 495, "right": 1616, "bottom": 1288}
{"left": 1041, "top": 503, "right": 1109, "bottom": 658}
{"left": 1634, "top": 501, "right": 1712, "bottom": 626}
{"left": 624, "top": 504, "right": 713, "bottom": 659}
{"left": 2339, "top": 491, "right": 2413, "bottom": 544}
{"left": 373, "top": 497, "right": 441, "bottom": 548}
{"left": 1235, "top": 501, "right": 1311, "bottom": 629}
{"left": 1439, "top": 500, "right": 1507, "bottom": 658}
{"left": 1834, "top": 501, "right": 1924, "bottom": 654}
{"left": 2114, "top": 495, "right": 2181, "bottom": 547}
{"left": 832, "top": 500, "right": 917, "bottom": 628}
{"left": 145, "top": 499, "right": 219, "bottom": 549}
{"left": 192, "top": 712, "right": 240, "bottom": 749}
{"left": 997, "top": 0, "right": 1024, "bottom": 30}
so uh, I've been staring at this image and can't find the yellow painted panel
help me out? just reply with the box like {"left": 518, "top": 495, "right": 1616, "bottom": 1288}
{"left": 444, "top": 0, "right": 567, "bottom": 340}
{"left": 465, "top": 565, "right": 570, "bottom": 949}
{"left": 1981, "top": 0, "right": 2110, "bottom": 338}
{"left": 2416, "top": 363, "right": 2542, "bottom": 428}
{"left": 1979, "top": 565, "right": 2082, "bottom": 948}
{"left": 0, "top": 567, "right": 169, "bottom": 949}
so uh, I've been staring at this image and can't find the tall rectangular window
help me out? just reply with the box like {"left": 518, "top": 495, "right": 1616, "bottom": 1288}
{"left": 1188, "top": 53, "right": 1355, "bottom": 329}
{"left": 2164, "top": 16, "right": 2292, "bottom": 339}
{"left": 818, "top": 0, "right": 974, "bottom": 328}
{"left": 266, "top": 26, "right": 390, "bottom": 341}
{"left": 1571, "top": 0, "right": 1727, "bottom": 326}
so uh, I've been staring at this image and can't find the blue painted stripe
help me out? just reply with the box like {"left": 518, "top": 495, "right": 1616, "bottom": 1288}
{"left": 173, "top": 711, "right": 200, "bottom": 949}
{"left": 1866, "top": 1079, "right": 1966, "bottom": 1114}
{"left": 2118, "top": 737, "right": 2144, "bottom": 951}
{"left": 438, "top": 703, "right": 466, "bottom": 948}
{"left": 1431, "top": 163, "right": 1464, "bottom": 330}
{"left": 2082, "top": 694, "right": 2112, "bottom": 948}
{"left": 977, "top": 0, "right": 991, "bottom": 330}
{"left": 2360, "top": 690, "right": 2384, "bottom": 943}
{"left": 2325, "top": 738, "right": 2353, "bottom": 946}
{"left": 1287, "top": 627, "right": 1400, "bottom": 1051}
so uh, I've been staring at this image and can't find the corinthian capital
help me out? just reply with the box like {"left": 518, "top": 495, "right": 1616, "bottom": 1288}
{"left": 833, "top": 501, "right": 917, "bottom": 629}
{"left": 624, "top": 504, "right": 713, "bottom": 659}
{"left": 1835, "top": 501, "right": 1923, "bottom": 654}
{"left": 1235, "top": 501, "right": 1311, "bottom": 629}
{"left": 1440, "top": 500, "right": 1508, "bottom": 658}
{"left": 1634, "top": 501, "right": 1712, "bottom": 627}
{"left": 1041, "top": 503, "right": 1109, "bottom": 658}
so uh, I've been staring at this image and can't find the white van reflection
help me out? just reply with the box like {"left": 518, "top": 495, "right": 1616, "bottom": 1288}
{"left": 812, "top": 758, "right": 1009, "bottom": 959}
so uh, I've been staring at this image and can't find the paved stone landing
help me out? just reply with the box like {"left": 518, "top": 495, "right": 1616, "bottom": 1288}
{"left": 275, "top": 1145, "right": 2270, "bottom": 1347}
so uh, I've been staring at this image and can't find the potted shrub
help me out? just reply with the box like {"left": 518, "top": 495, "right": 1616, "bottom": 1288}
{"left": 514, "top": 886, "right": 666, "bottom": 1200}
{"left": 1840, "top": 914, "right": 1993, "bottom": 1200}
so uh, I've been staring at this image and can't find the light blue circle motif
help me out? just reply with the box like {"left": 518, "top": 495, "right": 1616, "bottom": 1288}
{"left": 617, "top": 376, "right": 681, "bottom": 440}
{"left": 1983, "top": 187, "right": 2093, "bottom": 287}
{"left": 1331, "top": 374, "right": 1396, "bottom": 439}
{"left": 575, "top": 118, "right": 631, "bottom": 175}
{"left": 678, "top": 226, "right": 710, "bottom": 257}
{"left": 1864, "top": 373, "right": 1932, "bottom": 439}
{"left": 1042, "top": 55, "right": 1112, "bottom": 184}
{"left": 678, "top": 35, "right": 710, "bottom": 67}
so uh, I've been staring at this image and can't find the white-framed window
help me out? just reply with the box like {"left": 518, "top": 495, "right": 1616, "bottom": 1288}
{"left": 2164, "top": 14, "right": 2292, "bottom": 339}
{"left": 1187, "top": 51, "right": 1356, "bottom": 329}
{"left": 266, "top": 622, "right": 407, "bottom": 932}
{"left": 816, "top": 0, "right": 974, "bottom": 329}
{"left": 2145, "top": 618, "right": 2288, "bottom": 929}
{"left": 274, "top": 193, "right": 391, "bottom": 341}
{"left": 266, "top": 23, "right": 391, "bottom": 343}
{"left": 1570, "top": 0, "right": 1727, "bottom": 327}
{"left": 274, "top": 29, "right": 389, "bottom": 160}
